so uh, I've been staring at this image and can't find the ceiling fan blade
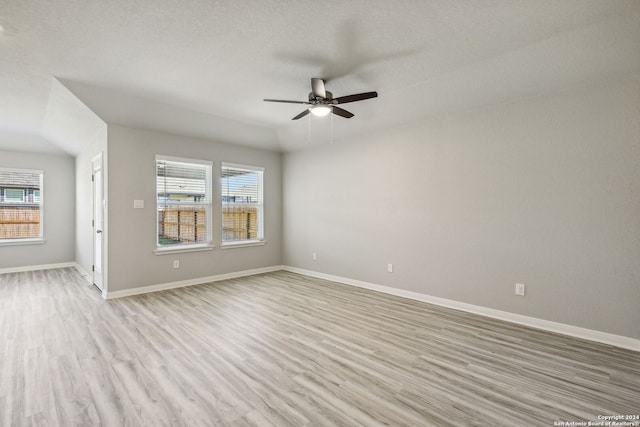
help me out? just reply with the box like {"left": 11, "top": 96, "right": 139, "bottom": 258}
{"left": 311, "top": 78, "right": 326, "bottom": 99}
{"left": 292, "top": 109, "right": 311, "bottom": 120}
{"left": 334, "top": 91, "right": 378, "bottom": 104}
{"left": 264, "top": 98, "right": 311, "bottom": 104}
{"left": 332, "top": 106, "right": 354, "bottom": 119}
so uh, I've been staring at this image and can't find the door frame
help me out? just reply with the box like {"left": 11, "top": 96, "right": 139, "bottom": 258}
{"left": 91, "top": 153, "right": 104, "bottom": 292}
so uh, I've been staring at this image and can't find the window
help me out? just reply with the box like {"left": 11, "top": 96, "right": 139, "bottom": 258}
{"left": 156, "top": 156, "right": 213, "bottom": 252}
{"left": 0, "top": 168, "right": 44, "bottom": 243}
{"left": 221, "top": 163, "right": 264, "bottom": 245}
{"left": 5, "top": 189, "right": 25, "bottom": 202}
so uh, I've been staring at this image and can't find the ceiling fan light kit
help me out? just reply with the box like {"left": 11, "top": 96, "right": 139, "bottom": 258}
{"left": 264, "top": 78, "right": 378, "bottom": 120}
{"left": 310, "top": 105, "right": 332, "bottom": 117}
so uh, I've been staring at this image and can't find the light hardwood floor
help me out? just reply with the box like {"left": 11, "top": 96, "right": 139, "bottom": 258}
{"left": 0, "top": 268, "right": 638, "bottom": 426}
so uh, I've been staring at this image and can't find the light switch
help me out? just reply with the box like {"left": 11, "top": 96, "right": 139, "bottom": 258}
{"left": 134, "top": 200, "right": 144, "bottom": 209}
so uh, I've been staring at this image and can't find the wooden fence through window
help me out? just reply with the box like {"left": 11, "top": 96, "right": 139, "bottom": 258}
{"left": 0, "top": 206, "right": 40, "bottom": 239}
{"left": 158, "top": 207, "right": 207, "bottom": 244}
{"left": 223, "top": 206, "right": 258, "bottom": 241}
{"left": 158, "top": 206, "right": 259, "bottom": 244}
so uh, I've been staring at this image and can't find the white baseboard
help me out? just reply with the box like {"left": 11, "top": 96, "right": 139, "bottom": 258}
{"left": 0, "top": 262, "right": 76, "bottom": 275}
{"left": 105, "top": 265, "right": 284, "bottom": 299}
{"left": 282, "top": 266, "right": 640, "bottom": 352}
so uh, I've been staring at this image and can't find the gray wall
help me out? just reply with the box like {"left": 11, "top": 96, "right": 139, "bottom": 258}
{"left": 0, "top": 150, "right": 75, "bottom": 268}
{"left": 106, "top": 125, "right": 282, "bottom": 292}
{"left": 283, "top": 73, "right": 640, "bottom": 339}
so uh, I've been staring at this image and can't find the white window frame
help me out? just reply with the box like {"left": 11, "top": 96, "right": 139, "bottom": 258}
{"left": 220, "top": 162, "right": 265, "bottom": 248}
{"left": 155, "top": 155, "right": 214, "bottom": 255}
{"left": 0, "top": 167, "right": 44, "bottom": 246}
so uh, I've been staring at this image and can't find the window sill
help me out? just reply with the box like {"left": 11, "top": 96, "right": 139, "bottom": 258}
{"left": 154, "top": 244, "right": 216, "bottom": 255}
{"left": 220, "top": 240, "right": 266, "bottom": 249}
{"left": 0, "top": 238, "right": 45, "bottom": 247}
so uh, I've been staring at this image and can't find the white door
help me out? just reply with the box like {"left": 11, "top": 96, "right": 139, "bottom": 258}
{"left": 92, "top": 154, "right": 104, "bottom": 291}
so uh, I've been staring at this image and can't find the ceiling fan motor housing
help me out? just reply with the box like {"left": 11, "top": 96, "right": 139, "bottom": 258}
{"left": 309, "top": 91, "right": 333, "bottom": 104}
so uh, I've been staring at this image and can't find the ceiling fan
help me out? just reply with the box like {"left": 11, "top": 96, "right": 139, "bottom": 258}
{"left": 264, "top": 78, "right": 378, "bottom": 120}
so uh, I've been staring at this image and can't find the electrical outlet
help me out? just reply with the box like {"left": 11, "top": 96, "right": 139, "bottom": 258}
{"left": 173, "top": 260, "right": 180, "bottom": 269}
{"left": 312, "top": 252, "right": 317, "bottom": 261}
{"left": 515, "top": 283, "right": 525, "bottom": 296}
{"left": 387, "top": 263, "right": 393, "bottom": 273}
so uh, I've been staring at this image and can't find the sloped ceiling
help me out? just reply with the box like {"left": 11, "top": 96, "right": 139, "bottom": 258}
{"left": 1, "top": 0, "right": 639, "bottom": 154}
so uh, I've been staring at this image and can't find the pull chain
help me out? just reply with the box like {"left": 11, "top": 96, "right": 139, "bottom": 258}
{"left": 307, "top": 111, "right": 311, "bottom": 145}
{"left": 330, "top": 111, "right": 334, "bottom": 144}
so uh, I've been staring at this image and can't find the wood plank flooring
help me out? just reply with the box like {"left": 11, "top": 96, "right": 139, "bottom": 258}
{"left": 1, "top": 268, "right": 638, "bottom": 426}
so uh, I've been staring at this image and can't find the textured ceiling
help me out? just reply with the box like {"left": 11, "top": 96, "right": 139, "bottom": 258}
{"left": 1, "top": 0, "right": 639, "bottom": 153}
